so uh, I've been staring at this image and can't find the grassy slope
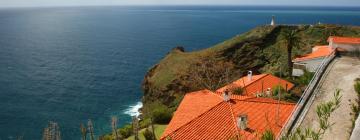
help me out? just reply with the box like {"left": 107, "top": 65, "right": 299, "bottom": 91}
{"left": 125, "top": 125, "right": 167, "bottom": 140}
{"left": 142, "top": 24, "right": 360, "bottom": 116}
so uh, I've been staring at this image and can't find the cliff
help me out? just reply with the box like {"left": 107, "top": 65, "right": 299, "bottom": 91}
{"left": 141, "top": 24, "right": 360, "bottom": 116}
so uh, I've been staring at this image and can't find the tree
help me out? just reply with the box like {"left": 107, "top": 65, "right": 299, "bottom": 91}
{"left": 42, "top": 121, "right": 61, "bottom": 140}
{"left": 111, "top": 116, "right": 120, "bottom": 140}
{"left": 80, "top": 123, "right": 87, "bottom": 140}
{"left": 88, "top": 119, "right": 95, "bottom": 140}
{"left": 183, "top": 58, "right": 235, "bottom": 91}
{"left": 143, "top": 128, "right": 156, "bottom": 140}
{"left": 132, "top": 116, "right": 139, "bottom": 140}
{"left": 281, "top": 30, "right": 302, "bottom": 78}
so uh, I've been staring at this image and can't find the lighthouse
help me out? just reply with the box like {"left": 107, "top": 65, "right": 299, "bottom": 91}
{"left": 271, "top": 15, "right": 275, "bottom": 26}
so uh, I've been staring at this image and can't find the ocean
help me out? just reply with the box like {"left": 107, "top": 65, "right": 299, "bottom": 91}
{"left": 0, "top": 6, "right": 360, "bottom": 139}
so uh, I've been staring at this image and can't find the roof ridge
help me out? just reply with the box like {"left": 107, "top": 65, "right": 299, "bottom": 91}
{"left": 227, "top": 101, "right": 241, "bottom": 139}
{"left": 241, "top": 97, "right": 296, "bottom": 105}
{"left": 244, "top": 73, "right": 270, "bottom": 90}
{"left": 164, "top": 101, "right": 225, "bottom": 139}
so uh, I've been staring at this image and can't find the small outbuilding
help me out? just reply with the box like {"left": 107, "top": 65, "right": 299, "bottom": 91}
{"left": 328, "top": 36, "right": 360, "bottom": 52}
{"left": 292, "top": 45, "right": 334, "bottom": 76}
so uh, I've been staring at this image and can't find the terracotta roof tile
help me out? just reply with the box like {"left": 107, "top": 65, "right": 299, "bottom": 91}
{"left": 216, "top": 74, "right": 294, "bottom": 97}
{"left": 293, "top": 46, "right": 334, "bottom": 62}
{"left": 328, "top": 36, "right": 360, "bottom": 44}
{"left": 161, "top": 89, "right": 223, "bottom": 138}
{"left": 161, "top": 92, "right": 296, "bottom": 140}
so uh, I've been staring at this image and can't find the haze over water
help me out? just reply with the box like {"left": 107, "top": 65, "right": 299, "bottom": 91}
{"left": 0, "top": 6, "right": 360, "bottom": 139}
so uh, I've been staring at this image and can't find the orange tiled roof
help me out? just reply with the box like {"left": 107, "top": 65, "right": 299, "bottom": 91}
{"left": 160, "top": 91, "right": 296, "bottom": 140}
{"left": 216, "top": 74, "right": 294, "bottom": 97}
{"left": 328, "top": 36, "right": 360, "bottom": 44}
{"left": 293, "top": 46, "right": 334, "bottom": 62}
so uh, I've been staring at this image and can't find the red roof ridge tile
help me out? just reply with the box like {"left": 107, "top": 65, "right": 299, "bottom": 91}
{"left": 242, "top": 97, "right": 296, "bottom": 105}
{"left": 242, "top": 74, "right": 269, "bottom": 89}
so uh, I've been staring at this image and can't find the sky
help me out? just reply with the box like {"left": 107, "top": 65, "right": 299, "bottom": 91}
{"left": 0, "top": 0, "right": 360, "bottom": 7}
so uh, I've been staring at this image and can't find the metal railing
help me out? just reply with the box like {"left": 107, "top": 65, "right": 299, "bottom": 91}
{"left": 278, "top": 52, "right": 336, "bottom": 139}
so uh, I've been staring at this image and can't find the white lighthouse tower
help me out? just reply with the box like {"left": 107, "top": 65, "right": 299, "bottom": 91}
{"left": 271, "top": 15, "right": 275, "bottom": 26}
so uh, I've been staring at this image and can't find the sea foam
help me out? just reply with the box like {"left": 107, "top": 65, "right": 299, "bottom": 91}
{"left": 124, "top": 102, "right": 143, "bottom": 117}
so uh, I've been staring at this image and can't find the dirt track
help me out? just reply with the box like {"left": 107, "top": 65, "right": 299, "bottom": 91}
{"left": 300, "top": 56, "right": 360, "bottom": 140}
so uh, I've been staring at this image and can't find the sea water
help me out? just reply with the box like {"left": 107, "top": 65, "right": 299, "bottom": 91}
{"left": 0, "top": 6, "right": 360, "bottom": 139}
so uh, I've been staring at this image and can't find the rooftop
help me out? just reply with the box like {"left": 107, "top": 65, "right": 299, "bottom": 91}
{"left": 216, "top": 74, "right": 294, "bottom": 97}
{"left": 160, "top": 90, "right": 295, "bottom": 140}
{"left": 328, "top": 36, "right": 360, "bottom": 44}
{"left": 293, "top": 45, "right": 334, "bottom": 62}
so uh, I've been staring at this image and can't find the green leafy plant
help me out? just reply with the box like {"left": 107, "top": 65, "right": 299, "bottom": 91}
{"left": 143, "top": 128, "right": 156, "bottom": 140}
{"left": 232, "top": 87, "right": 244, "bottom": 95}
{"left": 282, "top": 89, "right": 342, "bottom": 140}
{"left": 272, "top": 85, "right": 285, "bottom": 96}
{"left": 152, "top": 106, "right": 173, "bottom": 124}
{"left": 354, "top": 81, "right": 360, "bottom": 95}
{"left": 296, "top": 71, "right": 315, "bottom": 86}
{"left": 261, "top": 130, "right": 275, "bottom": 140}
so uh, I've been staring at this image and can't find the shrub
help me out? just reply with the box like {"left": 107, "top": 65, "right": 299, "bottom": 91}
{"left": 272, "top": 85, "right": 285, "bottom": 96}
{"left": 118, "top": 124, "right": 133, "bottom": 138}
{"left": 296, "top": 71, "right": 314, "bottom": 86}
{"left": 354, "top": 81, "right": 360, "bottom": 95}
{"left": 261, "top": 130, "right": 275, "bottom": 140}
{"left": 152, "top": 106, "right": 173, "bottom": 124}
{"left": 143, "top": 128, "right": 155, "bottom": 140}
{"left": 232, "top": 87, "right": 244, "bottom": 95}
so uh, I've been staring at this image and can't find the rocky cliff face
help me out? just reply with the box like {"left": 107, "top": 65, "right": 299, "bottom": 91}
{"left": 141, "top": 24, "right": 360, "bottom": 114}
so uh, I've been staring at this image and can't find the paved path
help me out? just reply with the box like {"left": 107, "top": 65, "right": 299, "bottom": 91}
{"left": 300, "top": 56, "right": 360, "bottom": 140}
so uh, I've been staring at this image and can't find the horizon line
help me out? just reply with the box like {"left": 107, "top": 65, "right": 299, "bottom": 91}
{"left": 1, "top": 4, "right": 360, "bottom": 9}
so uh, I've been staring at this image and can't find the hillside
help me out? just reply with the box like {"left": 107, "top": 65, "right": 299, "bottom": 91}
{"left": 141, "top": 24, "right": 360, "bottom": 118}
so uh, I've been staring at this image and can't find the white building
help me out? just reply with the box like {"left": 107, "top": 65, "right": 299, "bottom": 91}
{"left": 271, "top": 15, "right": 275, "bottom": 26}
{"left": 328, "top": 36, "right": 360, "bottom": 52}
{"left": 292, "top": 45, "right": 334, "bottom": 76}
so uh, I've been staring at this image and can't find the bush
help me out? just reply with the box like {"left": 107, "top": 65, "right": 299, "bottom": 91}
{"left": 296, "top": 71, "right": 314, "bottom": 86}
{"left": 272, "top": 85, "right": 285, "bottom": 96}
{"left": 143, "top": 128, "right": 155, "bottom": 140}
{"left": 261, "top": 130, "right": 275, "bottom": 140}
{"left": 118, "top": 124, "right": 133, "bottom": 138}
{"left": 152, "top": 106, "right": 173, "bottom": 124}
{"left": 232, "top": 87, "right": 244, "bottom": 95}
{"left": 354, "top": 81, "right": 360, "bottom": 95}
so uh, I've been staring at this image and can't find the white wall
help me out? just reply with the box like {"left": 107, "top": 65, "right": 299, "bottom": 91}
{"left": 330, "top": 42, "right": 360, "bottom": 51}
{"left": 294, "top": 57, "right": 325, "bottom": 73}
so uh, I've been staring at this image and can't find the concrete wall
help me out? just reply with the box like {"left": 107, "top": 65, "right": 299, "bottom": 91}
{"left": 294, "top": 57, "right": 325, "bottom": 73}
{"left": 330, "top": 42, "right": 360, "bottom": 51}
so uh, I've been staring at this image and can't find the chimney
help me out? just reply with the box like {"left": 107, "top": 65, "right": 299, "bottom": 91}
{"left": 247, "top": 71, "right": 253, "bottom": 82}
{"left": 266, "top": 88, "right": 271, "bottom": 96}
{"left": 237, "top": 114, "right": 248, "bottom": 130}
{"left": 223, "top": 89, "right": 230, "bottom": 102}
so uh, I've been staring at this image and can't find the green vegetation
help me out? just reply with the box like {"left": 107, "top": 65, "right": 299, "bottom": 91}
{"left": 232, "top": 87, "right": 244, "bottom": 95}
{"left": 354, "top": 79, "right": 360, "bottom": 94}
{"left": 126, "top": 125, "right": 167, "bottom": 140}
{"left": 282, "top": 89, "right": 342, "bottom": 140}
{"left": 142, "top": 128, "right": 155, "bottom": 140}
{"left": 296, "top": 71, "right": 315, "bottom": 86}
{"left": 350, "top": 79, "right": 360, "bottom": 134}
{"left": 280, "top": 29, "right": 302, "bottom": 77}
{"left": 142, "top": 24, "right": 360, "bottom": 119}
{"left": 261, "top": 129, "right": 275, "bottom": 140}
